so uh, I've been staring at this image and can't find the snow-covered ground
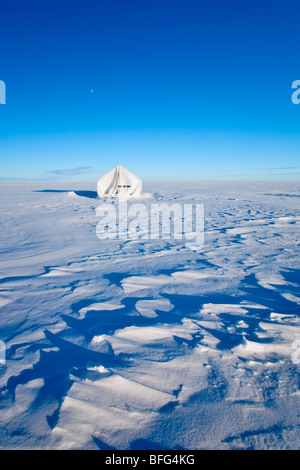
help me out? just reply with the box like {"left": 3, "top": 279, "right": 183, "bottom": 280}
{"left": 0, "top": 181, "right": 299, "bottom": 450}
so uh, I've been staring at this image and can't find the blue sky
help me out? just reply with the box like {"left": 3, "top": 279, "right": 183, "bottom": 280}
{"left": 0, "top": 0, "right": 299, "bottom": 181}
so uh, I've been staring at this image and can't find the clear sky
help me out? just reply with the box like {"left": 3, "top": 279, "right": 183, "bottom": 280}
{"left": 0, "top": 0, "right": 299, "bottom": 181}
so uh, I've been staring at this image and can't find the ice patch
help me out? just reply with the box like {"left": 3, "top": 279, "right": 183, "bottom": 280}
{"left": 197, "top": 303, "right": 249, "bottom": 316}
{"left": 115, "top": 325, "right": 174, "bottom": 343}
{"left": 79, "top": 302, "right": 124, "bottom": 318}
{"left": 135, "top": 298, "right": 173, "bottom": 317}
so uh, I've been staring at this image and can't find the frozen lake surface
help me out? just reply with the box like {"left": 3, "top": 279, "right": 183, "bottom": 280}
{"left": 0, "top": 181, "right": 299, "bottom": 449}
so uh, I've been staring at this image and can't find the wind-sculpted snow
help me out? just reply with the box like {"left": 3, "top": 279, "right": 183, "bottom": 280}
{"left": 0, "top": 181, "right": 299, "bottom": 449}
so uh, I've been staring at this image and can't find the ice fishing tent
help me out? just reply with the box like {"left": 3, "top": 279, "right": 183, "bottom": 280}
{"left": 97, "top": 165, "right": 142, "bottom": 197}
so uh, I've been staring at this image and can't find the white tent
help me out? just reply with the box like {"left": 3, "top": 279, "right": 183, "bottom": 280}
{"left": 97, "top": 165, "right": 142, "bottom": 198}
